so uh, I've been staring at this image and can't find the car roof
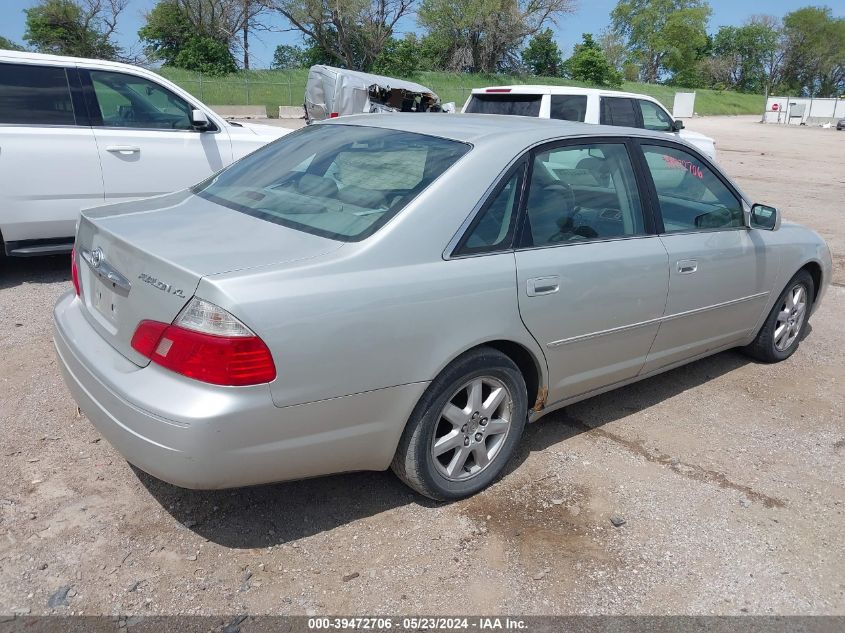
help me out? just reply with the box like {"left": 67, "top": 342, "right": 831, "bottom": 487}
{"left": 0, "top": 49, "right": 145, "bottom": 74}
{"left": 469, "top": 85, "right": 660, "bottom": 101}
{"left": 318, "top": 113, "right": 680, "bottom": 148}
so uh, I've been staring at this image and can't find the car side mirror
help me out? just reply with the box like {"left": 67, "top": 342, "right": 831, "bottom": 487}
{"left": 672, "top": 119, "right": 685, "bottom": 132}
{"left": 191, "top": 109, "right": 210, "bottom": 130}
{"left": 749, "top": 203, "right": 780, "bottom": 231}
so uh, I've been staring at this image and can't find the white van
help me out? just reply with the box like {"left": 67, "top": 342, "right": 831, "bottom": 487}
{"left": 0, "top": 51, "right": 290, "bottom": 256}
{"left": 462, "top": 85, "right": 717, "bottom": 162}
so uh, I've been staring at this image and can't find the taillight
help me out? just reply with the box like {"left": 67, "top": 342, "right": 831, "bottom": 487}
{"left": 130, "top": 298, "right": 276, "bottom": 386}
{"left": 71, "top": 246, "right": 81, "bottom": 296}
{"left": 329, "top": 112, "right": 339, "bottom": 118}
{"left": 485, "top": 88, "right": 512, "bottom": 93}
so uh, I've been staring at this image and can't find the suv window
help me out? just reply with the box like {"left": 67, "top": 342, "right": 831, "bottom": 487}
{"left": 195, "top": 124, "right": 470, "bottom": 242}
{"left": 456, "top": 166, "right": 525, "bottom": 255}
{"left": 638, "top": 100, "right": 673, "bottom": 132}
{"left": 550, "top": 95, "right": 587, "bottom": 122}
{"left": 89, "top": 71, "right": 194, "bottom": 130}
{"left": 600, "top": 97, "right": 639, "bottom": 128}
{"left": 642, "top": 144, "right": 743, "bottom": 232}
{"left": 465, "top": 93, "right": 542, "bottom": 117}
{"left": 0, "top": 63, "right": 75, "bottom": 125}
{"left": 523, "top": 143, "right": 645, "bottom": 247}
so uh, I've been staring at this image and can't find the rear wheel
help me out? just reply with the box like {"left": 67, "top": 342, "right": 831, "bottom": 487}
{"left": 391, "top": 347, "right": 527, "bottom": 500}
{"left": 743, "top": 270, "right": 814, "bottom": 362}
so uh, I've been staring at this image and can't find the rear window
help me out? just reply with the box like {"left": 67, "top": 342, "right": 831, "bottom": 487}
{"left": 0, "top": 63, "right": 75, "bottom": 125}
{"left": 194, "top": 124, "right": 470, "bottom": 241}
{"left": 465, "top": 93, "right": 542, "bottom": 117}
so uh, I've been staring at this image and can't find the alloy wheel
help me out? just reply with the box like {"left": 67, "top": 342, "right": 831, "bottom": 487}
{"left": 430, "top": 376, "right": 513, "bottom": 482}
{"left": 774, "top": 282, "right": 808, "bottom": 351}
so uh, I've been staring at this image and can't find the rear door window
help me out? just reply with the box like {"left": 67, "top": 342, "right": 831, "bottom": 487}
{"left": 550, "top": 95, "right": 587, "bottom": 122}
{"left": 0, "top": 63, "right": 76, "bottom": 125}
{"left": 465, "top": 93, "right": 542, "bottom": 117}
{"left": 523, "top": 142, "right": 646, "bottom": 247}
{"left": 195, "top": 125, "right": 470, "bottom": 242}
{"left": 600, "top": 97, "right": 640, "bottom": 128}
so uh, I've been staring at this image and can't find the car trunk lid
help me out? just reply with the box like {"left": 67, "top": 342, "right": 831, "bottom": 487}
{"left": 75, "top": 190, "right": 343, "bottom": 366}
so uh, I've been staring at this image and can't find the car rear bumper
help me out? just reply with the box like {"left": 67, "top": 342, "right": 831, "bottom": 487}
{"left": 53, "top": 291, "right": 427, "bottom": 489}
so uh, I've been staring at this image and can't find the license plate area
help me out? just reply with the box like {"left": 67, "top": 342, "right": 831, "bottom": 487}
{"left": 93, "top": 278, "right": 121, "bottom": 324}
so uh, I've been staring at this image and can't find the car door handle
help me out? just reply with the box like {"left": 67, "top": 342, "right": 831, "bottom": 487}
{"left": 105, "top": 145, "right": 140, "bottom": 154}
{"left": 677, "top": 259, "right": 698, "bottom": 274}
{"left": 526, "top": 276, "right": 560, "bottom": 296}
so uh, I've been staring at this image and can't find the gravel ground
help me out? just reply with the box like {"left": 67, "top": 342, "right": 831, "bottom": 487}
{"left": 0, "top": 115, "right": 843, "bottom": 616}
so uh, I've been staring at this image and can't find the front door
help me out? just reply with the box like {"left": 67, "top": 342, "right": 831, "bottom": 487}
{"left": 637, "top": 141, "right": 779, "bottom": 373}
{"left": 514, "top": 139, "right": 669, "bottom": 406}
{"left": 81, "top": 69, "right": 232, "bottom": 203}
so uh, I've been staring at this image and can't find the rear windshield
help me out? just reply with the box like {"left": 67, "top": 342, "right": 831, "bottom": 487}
{"left": 194, "top": 124, "right": 470, "bottom": 241}
{"left": 465, "top": 93, "right": 542, "bottom": 117}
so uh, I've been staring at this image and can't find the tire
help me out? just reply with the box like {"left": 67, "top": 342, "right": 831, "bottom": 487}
{"left": 391, "top": 347, "right": 528, "bottom": 500}
{"left": 743, "top": 269, "right": 814, "bottom": 363}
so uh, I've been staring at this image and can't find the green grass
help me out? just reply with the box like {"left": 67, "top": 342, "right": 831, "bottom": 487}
{"left": 157, "top": 67, "right": 765, "bottom": 117}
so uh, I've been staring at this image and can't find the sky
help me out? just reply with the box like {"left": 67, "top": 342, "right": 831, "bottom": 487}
{"left": 1, "top": 0, "right": 843, "bottom": 69}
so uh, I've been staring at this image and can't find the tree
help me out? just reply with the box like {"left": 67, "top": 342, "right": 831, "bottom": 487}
{"left": 521, "top": 28, "right": 562, "bottom": 76}
{"left": 418, "top": 0, "right": 576, "bottom": 73}
{"left": 781, "top": 6, "right": 845, "bottom": 97}
{"left": 597, "top": 27, "right": 627, "bottom": 72}
{"left": 561, "top": 33, "right": 622, "bottom": 87}
{"left": 611, "top": 0, "right": 711, "bottom": 83}
{"left": 0, "top": 36, "right": 25, "bottom": 51}
{"left": 372, "top": 35, "right": 419, "bottom": 76}
{"left": 141, "top": 0, "right": 266, "bottom": 70}
{"left": 272, "top": 44, "right": 306, "bottom": 69}
{"left": 24, "top": 0, "right": 127, "bottom": 60}
{"left": 173, "top": 35, "right": 238, "bottom": 74}
{"left": 261, "top": 0, "right": 416, "bottom": 71}
{"left": 710, "top": 21, "right": 780, "bottom": 93}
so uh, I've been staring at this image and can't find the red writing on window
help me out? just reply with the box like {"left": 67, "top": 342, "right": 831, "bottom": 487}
{"left": 662, "top": 154, "right": 703, "bottom": 179}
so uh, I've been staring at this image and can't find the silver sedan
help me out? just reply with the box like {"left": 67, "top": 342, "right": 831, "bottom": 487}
{"left": 54, "top": 114, "right": 832, "bottom": 500}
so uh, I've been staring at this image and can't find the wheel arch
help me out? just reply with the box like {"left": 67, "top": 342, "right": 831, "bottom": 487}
{"left": 799, "top": 260, "right": 822, "bottom": 303}
{"left": 431, "top": 339, "right": 547, "bottom": 415}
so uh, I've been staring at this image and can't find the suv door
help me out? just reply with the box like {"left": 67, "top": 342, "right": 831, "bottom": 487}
{"left": 599, "top": 96, "right": 640, "bottom": 128}
{"left": 513, "top": 139, "right": 669, "bottom": 405}
{"left": 80, "top": 69, "right": 233, "bottom": 203}
{"left": 0, "top": 62, "right": 102, "bottom": 249}
{"left": 637, "top": 141, "right": 779, "bottom": 372}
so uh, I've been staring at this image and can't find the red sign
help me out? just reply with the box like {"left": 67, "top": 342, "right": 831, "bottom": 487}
{"left": 772, "top": 103, "right": 779, "bottom": 111}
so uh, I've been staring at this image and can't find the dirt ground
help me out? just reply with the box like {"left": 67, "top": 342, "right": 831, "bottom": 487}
{"left": 0, "top": 116, "right": 843, "bottom": 617}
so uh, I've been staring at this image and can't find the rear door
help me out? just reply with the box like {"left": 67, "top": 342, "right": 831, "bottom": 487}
{"left": 0, "top": 61, "right": 102, "bottom": 245}
{"left": 513, "top": 138, "right": 669, "bottom": 405}
{"left": 80, "top": 68, "right": 233, "bottom": 203}
{"left": 636, "top": 141, "right": 779, "bottom": 372}
{"left": 599, "top": 96, "right": 641, "bottom": 128}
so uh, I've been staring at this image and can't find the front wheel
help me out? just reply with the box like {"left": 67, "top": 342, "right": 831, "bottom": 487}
{"left": 743, "top": 270, "right": 814, "bottom": 362}
{"left": 391, "top": 347, "right": 528, "bottom": 500}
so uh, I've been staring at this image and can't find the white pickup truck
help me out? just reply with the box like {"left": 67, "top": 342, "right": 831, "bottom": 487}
{"left": 462, "top": 85, "right": 717, "bottom": 162}
{"left": 0, "top": 51, "right": 290, "bottom": 257}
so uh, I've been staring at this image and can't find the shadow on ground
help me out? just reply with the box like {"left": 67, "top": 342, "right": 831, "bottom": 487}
{"left": 138, "top": 348, "right": 757, "bottom": 549}
{"left": 0, "top": 254, "right": 70, "bottom": 290}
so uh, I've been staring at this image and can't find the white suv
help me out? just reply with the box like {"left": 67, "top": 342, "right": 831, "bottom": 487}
{"left": 0, "top": 51, "right": 290, "bottom": 256}
{"left": 463, "top": 86, "right": 717, "bottom": 162}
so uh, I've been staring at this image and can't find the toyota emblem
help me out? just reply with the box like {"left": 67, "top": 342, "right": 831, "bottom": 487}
{"left": 91, "top": 248, "right": 104, "bottom": 268}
